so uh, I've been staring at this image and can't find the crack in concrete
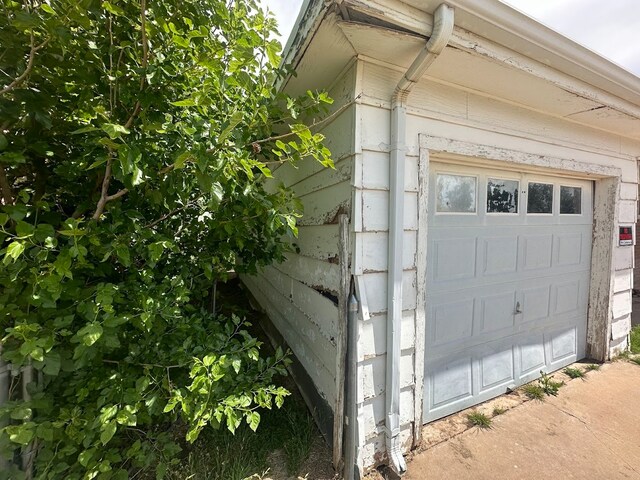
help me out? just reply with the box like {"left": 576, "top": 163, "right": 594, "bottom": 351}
{"left": 550, "top": 402, "right": 640, "bottom": 478}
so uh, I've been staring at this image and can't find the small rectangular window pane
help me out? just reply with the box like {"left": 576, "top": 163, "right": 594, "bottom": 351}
{"left": 560, "top": 186, "right": 582, "bottom": 214}
{"left": 487, "top": 178, "right": 519, "bottom": 213}
{"left": 527, "top": 182, "right": 553, "bottom": 214}
{"left": 436, "top": 174, "right": 477, "bottom": 213}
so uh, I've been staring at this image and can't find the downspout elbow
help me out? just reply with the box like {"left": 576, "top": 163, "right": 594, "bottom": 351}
{"left": 394, "top": 4, "right": 455, "bottom": 104}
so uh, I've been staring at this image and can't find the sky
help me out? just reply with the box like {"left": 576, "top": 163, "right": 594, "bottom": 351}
{"left": 265, "top": 0, "right": 640, "bottom": 77}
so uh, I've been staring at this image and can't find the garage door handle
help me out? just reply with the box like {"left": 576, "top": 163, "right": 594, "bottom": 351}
{"left": 514, "top": 302, "right": 522, "bottom": 314}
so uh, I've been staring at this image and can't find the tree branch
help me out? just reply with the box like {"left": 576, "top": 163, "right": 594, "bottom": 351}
{"left": 0, "top": 33, "right": 49, "bottom": 96}
{"left": 144, "top": 196, "right": 202, "bottom": 229}
{"left": 250, "top": 94, "right": 361, "bottom": 147}
{"left": 0, "top": 164, "right": 14, "bottom": 205}
{"left": 92, "top": 152, "right": 115, "bottom": 220}
{"left": 92, "top": 0, "right": 149, "bottom": 220}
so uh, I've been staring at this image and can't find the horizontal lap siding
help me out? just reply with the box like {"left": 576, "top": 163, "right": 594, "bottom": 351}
{"left": 355, "top": 58, "right": 640, "bottom": 469}
{"left": 242, "top": 64, "right": 358, "bottom": 415}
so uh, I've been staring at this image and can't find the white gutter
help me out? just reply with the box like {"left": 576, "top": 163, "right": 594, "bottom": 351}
{"left": 385, "top": 3, "right": 454, "bottom": 475}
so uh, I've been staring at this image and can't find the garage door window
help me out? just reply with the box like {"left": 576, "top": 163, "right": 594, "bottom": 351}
{"left": 527, "top": 182, "right": 553, "bottom": 214}
{"left": 560, "top": 186, "right": 582, "bottom": 215}
{"left": 487, "top": 178, "right": 518, "bottom": 213}
{"left": 436, "top": 174, "right": 477, "bottom": 213}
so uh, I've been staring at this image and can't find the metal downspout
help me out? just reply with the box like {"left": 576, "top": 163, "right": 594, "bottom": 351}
{"left": 385, "top": 4, "right": 454, "bottom": 475}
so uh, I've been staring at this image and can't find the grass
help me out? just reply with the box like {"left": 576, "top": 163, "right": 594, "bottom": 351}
{"left": 631, "top": 357, "right": 640, "bottom": 366}
{"left": 466, "top": 411, "right": 492, "bottom": 429}
{"left": 166, "top": 396, "right": 317, "bottom": 480}
{"left": 522, "top": 384, "right": 545, "bottom": 401}
{"left": 631, "top": 325, "right": 640, "bottom": 354}
{"left": 585, "top": 364, "right": 601, "bottom": 372}
{"left": 563, "top": 367, "right": 585, "bottom": 379}
{"left": 492, "top": 406, "right": 507, "bottom": 416}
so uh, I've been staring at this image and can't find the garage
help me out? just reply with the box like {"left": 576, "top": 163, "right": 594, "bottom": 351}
{"left": 423, "top": 161, "right": 593, "bottom": 422}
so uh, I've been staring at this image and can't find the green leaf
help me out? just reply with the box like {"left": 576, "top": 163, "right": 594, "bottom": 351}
{"left": 265, "top": 41, "right": 280, "bottom": 68}
{"left": 41, "top": 3, "right": 56, "bottom": 14}
{"left": 0, "top": 133, "right": 7, "bottom": 151}
{"left": 15, "top": 221, "right": 35, "bottom": 238}
{"left": 0, "top": 213, "right": 9, "bottom": 226}
{"left": 71, "top": 125, "right": 99, "bottom": 134}
{"left": 10, "top": 406, "right": 32, "bottom": 421}
{"left": 101, "top": 123, "right": 130, "bottom": 140}
{"left": 218, "top": 111, "right": 243, "bottom": 143}
{"left": 7, "top": 425, "right": 34, "bottom": 445}
{"left": 36, "top": 422, "right": 54, "bottom": 442}
{"left": 43, "top": 352, "right": 61, "bottom": 376}
{"left": 80, "top": 323, "right": 103, "bottom": 346}
{"left": 115, "top": 244, "right": 131, "bottom": 266}
{"left": 102, "top": 1, "right": 125, "bottom": 16}
{"left": 116, "top": 408, "right": 137, "bottom": 426}
{"left": 247, "top": 411, "right": 260, "bottom": 432}
{"left": 231, "top": 358, "right": 241, "bottom": 373}
{"left": 171, "top": 99, "right": 196, "bottom": 107}
{"left": 100, "top": 421, "right": 117, "bottom": 445}
{"left": 78, "top": 449, "right": 95, "bottom": 467}
{"left": 58, "top": 228, "right": 86, "bottom": 237}
{"left": 4, "top": 241, "right": 25, "bottom": 263}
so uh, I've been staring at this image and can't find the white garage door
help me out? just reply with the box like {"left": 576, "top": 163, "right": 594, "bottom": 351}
{"left": 423, "top": 161, "right": 592, "bottom": 422}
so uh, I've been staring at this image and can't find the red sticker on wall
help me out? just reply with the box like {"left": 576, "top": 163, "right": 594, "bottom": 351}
{"left": 619, "top": 226, "right": 633, "bottom": 246}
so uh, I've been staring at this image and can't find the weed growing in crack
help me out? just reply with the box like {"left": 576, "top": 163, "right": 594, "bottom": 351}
{"left": 492, "top": 406, "right": 507, "bottom": 416}
{"left": 538, "top": 371, "right": 563, "bottom": 396}
{"left": 522, "top": 384, "right": 545, "bottom": 401}
{"left": 467, "top": 411, "right": 492, "bottom": 429}
{"left": 563, "top": 367, "right": 585, "bottom": 379}
{"left": 585, "top": 364, "right": 601, "bottom": 372}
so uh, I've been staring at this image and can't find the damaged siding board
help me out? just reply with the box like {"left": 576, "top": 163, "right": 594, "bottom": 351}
{"left": 297, "top": 181, "right": 353, "bottom": 226}
{"left": 243, "top": 276, "right": 337, "bottom": 407}
{"left": 359, "top": 387, "right": 415, "bottom": 441}
{"left": 276, "top": 252, "right": 341, "bottom": 295}
{"left": 290, "top": 155, "right": 354, "bottom": 199}
{"left": 294, "top": 224, "right": 341, "bottom": 261}
{"left": 358, "top": 351, "right": 415, "bottom": 402}
{"left": 613, "top": 269, "right": 633, "bottom": 293}
{"left": 262, "top": 265, "right": 339, "bottom": 343}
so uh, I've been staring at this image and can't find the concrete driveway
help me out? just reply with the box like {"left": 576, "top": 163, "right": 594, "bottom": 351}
{"left": 406, "top": 361, "right": 640, "bottom": 480}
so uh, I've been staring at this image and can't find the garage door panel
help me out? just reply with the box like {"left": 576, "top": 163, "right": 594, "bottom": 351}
{"left": 430, "top": 356, "right": 474, "bottom": 409}
{"left": 520, "top": 285, "right": 550, "bottom": 324}
{"left": 522, "top": 234, "right": 553, "bottom": 270}
{"left": 549, "top": 326, "right": 578, "bottom": 363}
{"left": 431, "top": 298, "right": 474, "bottom": 346}
{"left": 479, "top": 347, "right": 514, "bottom": 392}
{"left": 424, "top": 163, "right": 592, "bottom": 424}
{"left": 483, "top": 236, "right": 519, "bottom": 275}
{"left": 551, "top": 280, "right": 582, "bottom": 316}
{"left": 480, "top": 291, "right": 516, "bottom": 334}
{"left": 518, "top": 335, "right": 546, "bottom": 376}
{"left": 433, "top": 237, "right": 477, "bottom": 281}
{"left": 555, "top": 233, "right": 584, "bottom": 267}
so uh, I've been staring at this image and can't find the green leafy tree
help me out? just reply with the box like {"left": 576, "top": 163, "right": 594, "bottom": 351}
{"left": 0, "top": 0, "right": 333, "bottom": 478}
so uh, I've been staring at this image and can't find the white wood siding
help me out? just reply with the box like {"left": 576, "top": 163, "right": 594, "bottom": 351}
{"left": 354, "top": 58, "right": 640, "bottom": 469}
{"left": 242, "top": 64, "right": 358, "bottom": 412}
